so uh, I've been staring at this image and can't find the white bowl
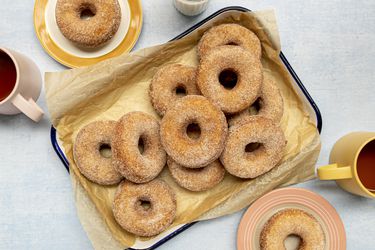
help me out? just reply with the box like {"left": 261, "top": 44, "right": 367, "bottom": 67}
{"left": 173, "top": 0, "right": 209, "bottom": 16}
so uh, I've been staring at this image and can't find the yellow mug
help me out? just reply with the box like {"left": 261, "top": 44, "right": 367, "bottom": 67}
{"left": 317, "top": 132, "right": 375, "bottom": 198}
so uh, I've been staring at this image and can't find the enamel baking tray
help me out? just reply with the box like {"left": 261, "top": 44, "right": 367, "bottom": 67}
{"left": 50, "top": 6, "right": 323, "bottom": 250}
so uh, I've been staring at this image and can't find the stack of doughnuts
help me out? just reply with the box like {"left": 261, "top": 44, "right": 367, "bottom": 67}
{"left": 150, "top": 23, "right": 286, "bottom": 182}
{"left": 72, "top": 23, "right": 287, "bottom": 237}
{"left": 73, "top": 112, "right": 176, "bottom": 237}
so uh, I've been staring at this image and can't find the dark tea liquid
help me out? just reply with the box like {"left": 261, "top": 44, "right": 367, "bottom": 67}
{"left": 0, "top": 51, "right": 17, "bottom": 101}
{"left": 357, "top": 140, "right": 375, "bottom": 190}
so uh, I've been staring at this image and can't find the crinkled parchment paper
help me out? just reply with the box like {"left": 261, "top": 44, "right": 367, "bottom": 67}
{"left": 45, "top": 10, "right": 321, "bottom": 249}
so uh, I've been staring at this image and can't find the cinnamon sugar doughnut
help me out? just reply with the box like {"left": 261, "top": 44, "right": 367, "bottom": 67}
{"left": 113, "top": 180, "right": 176, "bottom": 237}
{"left": 160, "top": 95, "right": 227, "bottom": 168}
{"left": 220, "top": 116, "right": 286, "bottom": 179}
{"left": 229, "top": 74, "right": 284, "bottom": 126}
{"left": 197, "top": 46, "right": 263, "bottom": 114}
{"left": 112, "top": 112, "right": 166, "bottom": 183}
{"left": 168, "top": 158, "right": 225, "bottom": 192}
{"left": 55, "top": 0, "right": 121, "bottom": 48}
{"left": 198, "top": 23, "right": 262, "bottom": 59}
{"left": 149, "top": 64, "right": 200, "bottom": 116}
{"left": 260, "top": 209, "right": 325, "bottom": 250}
{"left": 73, "top": 120, "right": 123, "bottom": 185}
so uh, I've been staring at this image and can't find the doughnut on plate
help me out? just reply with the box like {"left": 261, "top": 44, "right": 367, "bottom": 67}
{"left": 34, "top": 0, "right": 142, "bottom": 67}
{"left": 237, "top": 188, "right": 346, "bottom": 250}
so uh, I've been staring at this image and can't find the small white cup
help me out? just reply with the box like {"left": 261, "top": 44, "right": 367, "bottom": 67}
{"left": 0, "top": 48, "right": 44, "bottom": 122}
{"left": 173, "top": 0, "right": 209, "bottom": 16}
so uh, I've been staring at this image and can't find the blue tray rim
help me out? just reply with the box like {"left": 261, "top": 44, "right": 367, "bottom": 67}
{"left": 50, "top": 5, "right": 323, "bottom": 250}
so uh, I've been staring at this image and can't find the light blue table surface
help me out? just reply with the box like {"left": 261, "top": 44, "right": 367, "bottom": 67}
{"left": 0, "top": 0, "right": 374, "bottom": 249}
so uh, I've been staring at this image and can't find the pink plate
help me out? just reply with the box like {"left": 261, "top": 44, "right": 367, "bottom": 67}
{"left": 237, "top": 188, "right": 346, "bottom": 250}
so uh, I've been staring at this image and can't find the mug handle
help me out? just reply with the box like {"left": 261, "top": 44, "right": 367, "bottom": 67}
{"left": 11, "top": 93, "right": 44, "bottom": 122}
{"left": 317, "top": 163, "right": 352, "bottom": 180}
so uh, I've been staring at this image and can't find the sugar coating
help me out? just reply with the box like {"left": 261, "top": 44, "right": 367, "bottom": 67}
{"left": 55, "top": 0, "right": 121, "bottom": 48}
{"left": 160, "top": 95, "right": 228, "bottom": 168}
{"left": 112, "top": 112, "right": 166, "bottom": 183}
{"left": 229, "top": 74, "right": 284, "bottom": 126}
{"left": 113, "top": 180, "right": 177, "bottom": 237}
{"left": 197, "top": 23, "right": 262, "bottom": 59}
{"left": 149, "top": 64, "right": 200, "bottom": 116}
{"left": 260, "top": 209, "right": 325, "bottom": 250}
{"left": 73, "top": 120, "right": 123, "bottom": 185}
{"left": 197, "top": 46, "right": 263, "bottom": 114}
{"left": 167, "top": 157, "right": 225, "bottom": 192}
{"left": 220, "top": 116, "right": 286, "bottom": 179}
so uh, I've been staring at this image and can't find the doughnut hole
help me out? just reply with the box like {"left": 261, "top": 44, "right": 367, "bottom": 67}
{"left": 245, "top": 142, "right": 262, "bottom": 153}
{"left": 186, "top": 122, "right": 201, "bottom": 140}
{"left": 174, "top": 85, "right": 187, "bottom": 97}
{"left": 138, "top": 136, "right": 145, "bottom": 154}
{"left": 226, "top": 42, "right": 239, "bottom": 46}
{"left": 136, "top": 197, "right": 152, "bottom": 212}
{"left": 79, "top": 4, "right": 97, "bottom": 20}
{"left": 219, "top": 69, "right": 238, "bottom": 90}
{"left": 284, "top": 234, "right": 302, "bottom": 250}
{"left": 248, "top": 97, "right": 263, "bottom": 115}
{"left": 99, "top": 143, "right": 112, "bottom": 158}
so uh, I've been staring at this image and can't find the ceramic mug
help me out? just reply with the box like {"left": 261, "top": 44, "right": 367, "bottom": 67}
{"left": 317, "top": 132, "right": 375, "bottom": 198}
{"left": 0, "top": 48, "right": 44, "bottom": 122}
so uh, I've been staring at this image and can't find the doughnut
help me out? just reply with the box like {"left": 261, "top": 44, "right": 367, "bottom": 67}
{"left": 197, "top": 46, "right": 263, "bottom": 114}
{"left": 149, "top": 64, "right": 200, "bottom": 116}
{"left": 220, "top": 116, "right": 286, "bottom": 179}
{"left": 73, "top": 120, "right": 123, "bottom": 185}
{"left": 168, "top": 158, "right": 225, "bottom": 192}
{"left": 113, "top": 180, "right": 176, "bottom": 237}
{"left": 197, "top": 23, "right": 262, "bottom": 59}
{"left": 160, "top": 95, "right": 228, "bottom": 168}
{"left": 229, "top": 74, "right": 284, "bottom": 126}
{"left": 55, "top": 0, "right": 121, "bottom": 48}
{"left": 112, "top": 112, "right": 166, "bottom": 183}
{"left": 260, "top": 209, "right": 325, "bottom": 250}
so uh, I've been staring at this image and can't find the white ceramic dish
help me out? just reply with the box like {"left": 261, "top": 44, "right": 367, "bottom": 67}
{"left": 173, "top": 0, "right": 209, "bottom": 16}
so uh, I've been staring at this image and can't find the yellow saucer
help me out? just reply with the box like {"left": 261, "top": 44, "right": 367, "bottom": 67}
{"left": 34, "top": 0, "right": 143, "bottom": 68}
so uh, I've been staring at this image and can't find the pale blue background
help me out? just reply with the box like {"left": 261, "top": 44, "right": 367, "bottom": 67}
{"left": 0, "top": 0, "right": 374, "bottom": 249}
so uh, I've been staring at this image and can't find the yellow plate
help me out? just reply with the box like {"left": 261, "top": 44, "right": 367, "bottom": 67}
{"left": 34, "top": 0, "right": 143, "bottom": 68}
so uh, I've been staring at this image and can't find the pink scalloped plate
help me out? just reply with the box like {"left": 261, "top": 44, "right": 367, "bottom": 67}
{"left": 237, "top": 188, "right": 346, "bottom": 250}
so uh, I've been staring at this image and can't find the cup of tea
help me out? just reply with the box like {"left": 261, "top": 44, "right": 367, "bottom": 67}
{"left": 0, "top": 47, "right": 44, "bottom": 122}
{"left": 317, "top": 132, "right": 375, "bottom": 198}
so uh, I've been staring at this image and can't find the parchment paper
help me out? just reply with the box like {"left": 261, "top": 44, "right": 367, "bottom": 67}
{"left": 45, "top": 10, "right": 321, "bottom": 249}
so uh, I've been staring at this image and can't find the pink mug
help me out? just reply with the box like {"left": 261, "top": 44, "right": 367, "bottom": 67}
{"left": 0, "top": 48, "right": 44, "bottom": 122}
